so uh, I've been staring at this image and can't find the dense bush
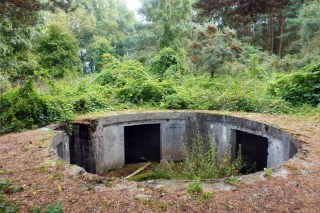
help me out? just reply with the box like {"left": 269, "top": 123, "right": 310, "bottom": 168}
{"left": 95, "top": 54, "right": 148, "bottom": 87}
{"left": 269, "top": 61, "right": 320, "bottom": 106}
{"left": 0, "top": 79, "right": 53, "bottom": 133}
{"left": 1, "top": 49, "right": 317, "bottom": 135}
{"left": 159, "top": 129, "right": 244, "bottom": 180}
{"left": 159, "top": 74, "right": 293, "bottom": 113}
{"left": 117, "top": 79, "right": 176, "bottom": 104}
{"left": 148, "top": 48, "right": 184, "bottom": 79}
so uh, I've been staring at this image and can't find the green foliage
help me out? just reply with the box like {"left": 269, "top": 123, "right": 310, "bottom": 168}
{"left": 0, "top": 78, "right": 52, "bottom": 133}
{"left": 269, "top": 61, "right": 320, "bottom": 106}
{"left": 95, "top": 53, "right": 177, "bottom": 105}
{"left": 37, "top": 23, "right": 81, "bottom": 78}
{"left": 45, "top": 75, "right": 113, "bottom": 115}
{"left": 159, "top": 128, "right": 244, "bottom": 180}
{"left": 249, "top": 54, "right": 266, "bottom": 77}
{"left": 129, "top": 165, "right": 168, "bottom": 181}
{"left": 188, "top": 23, "right": 242, "bottom": 77}
{"left": 298, "top": 1, "right": 320, "bottom": 48}
{"left": 81, "top": 0, "right": 136, "bottom": 55}
{"left": 187, "top": 177, "right": 203, "bottom": 194}
{"left": 31, "top": 202, "right": 63, "bottom": 213}
{"left": 179, "top": 130, "right": 244, "bottom": 180}
{"left": 276, "top": 54, "right": 307, "bottom": 72}
{"left": 264, "top": 168, "right": 273, "bottom": 178}
{"left": 95, "top": 54, "right": 147, "bottom": 87}
{"left": 224, "top": 175, "right": 242, "bottom": 185}
{"left": 141, "top": 0, "right": 194, "bottom": 54}
{"left": 148, "top": 48, "right": 184, "bottom": 79}
{"left": 118, "top": 80, "right": 176, "bottom": 105}
{"left": 0, "top": 73, "right": 11, "bottom": 94}
{"left": 90, "top": 36, "right": 115, "bottom": 72}
{"left": 0, "top": 179, "right": 21, "bottom": 212}
{"left": 162, "top": 91, "right": 197, "bottom": 109}
{"left": 0, "top": 180, "right": 20, "bottom": 194}
{"left": 1, "top": 59, "right": 297, "bottom": 135}
{"left": 0, "top": 69, "right": 81, "bottom": 134}
{"left": 159, "top": 74, "right": 292, "bottom": 114}
{"left": 200, "top": 191, "right": 213, "bottom": 201}
{"left": 43, "top": 203, "right": 63, "bottom": 213}
{"left": 0, "top": 16, "right": 38, "bottom": 81}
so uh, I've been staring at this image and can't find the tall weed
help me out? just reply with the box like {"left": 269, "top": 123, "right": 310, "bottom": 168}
{"left": 160, "top": 129, "right": 244, "bottom": 180}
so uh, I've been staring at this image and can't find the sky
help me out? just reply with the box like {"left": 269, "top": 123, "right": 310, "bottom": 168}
{"left": 126, "top": 0, "right": 142, "bottom": 11}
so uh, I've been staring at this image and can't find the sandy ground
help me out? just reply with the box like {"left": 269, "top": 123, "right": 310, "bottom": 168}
{"left": 1, "top": 112, "right": 320, "bottom": 213}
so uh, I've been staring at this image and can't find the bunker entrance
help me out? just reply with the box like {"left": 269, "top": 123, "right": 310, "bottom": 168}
{"left": 124, "top": 124, "right": 161, "bottom": 164}
{"left": 235, "top": 130, "right": 268, "bottom": 173}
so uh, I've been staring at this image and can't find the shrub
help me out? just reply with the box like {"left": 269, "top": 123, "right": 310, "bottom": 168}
{"left": 117, "top": 80, "right": 176, "bottom": 104}
{"left": 0, "top": 79, "right": 53, "bottom": 133}
{"left": 160, "top": 128, "right": 244, "bottom": 180}
{"left": 95, "top": 54, "right": 148, "bottom": 88}
{"left": 269, "top": 61, "right": 320, "bottom": 106}
{"left": 162, "top": 93, "right": 198, "bottom": 109}
{"left": 187, "top": 177, "right": 202, "bottom": 194}
{"left": 148, "top": 48, "right": 184, "bottom": 79}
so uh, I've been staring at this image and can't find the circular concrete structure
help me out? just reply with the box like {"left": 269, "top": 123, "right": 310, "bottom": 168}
{"left": 52, "top": 112, "right": 299, "bottom": 175}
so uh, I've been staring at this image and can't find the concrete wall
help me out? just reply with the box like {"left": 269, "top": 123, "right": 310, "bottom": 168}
{"left": 92, "top": 119, "right": 186, "bottom": 173}
{"left": 52, "top": 112, "right": 299, "bottom": 175}
{"left": 52, "top": 131, "right": 70, "bottom": 163}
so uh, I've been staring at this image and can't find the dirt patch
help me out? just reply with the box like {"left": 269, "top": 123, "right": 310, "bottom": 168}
{"left": 1, "top": 112, "right": 320, "bottom": 212}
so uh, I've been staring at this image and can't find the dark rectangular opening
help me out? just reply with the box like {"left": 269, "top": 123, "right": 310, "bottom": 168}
{"left": 69, "top": 124, "right": 96, "bottom": 173}
{"left": 124, "top": 124, "right": 161, "bottom": 164}
{"left": 235, "top": 130, "right": 268, "bottom": 173}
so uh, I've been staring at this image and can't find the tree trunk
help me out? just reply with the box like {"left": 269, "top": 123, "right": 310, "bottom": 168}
{"left": 271, "top": 16, "right": 274, "bottom": 53}
{"left": 278, "top": 15, "right": 285, "bottom": 57}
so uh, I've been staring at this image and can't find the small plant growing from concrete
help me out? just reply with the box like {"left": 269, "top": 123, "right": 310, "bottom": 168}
{"left": 187, "top": 177, "right": 203, "bottom": 194}
{"left": 106, "top": 180, "right": 114, "bottom": 187}
{"left": 264, "top": 168, "right": 272, "bottom": 177}
{"left": 224, "top": 175, "right": 242, "bottom": 185}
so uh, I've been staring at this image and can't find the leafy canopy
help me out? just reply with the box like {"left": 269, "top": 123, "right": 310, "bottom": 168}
{"left": 37, "top": 22, "right": 81, "bottom": 78}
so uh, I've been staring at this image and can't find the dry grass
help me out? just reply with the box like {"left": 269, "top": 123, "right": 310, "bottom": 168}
{"left": 1, "top": 112, "right": 320, "bottom": 212}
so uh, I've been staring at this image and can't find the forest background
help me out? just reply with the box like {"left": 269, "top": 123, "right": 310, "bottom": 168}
{"left": 0, "top": 0, "right": 319, "bottom": 134}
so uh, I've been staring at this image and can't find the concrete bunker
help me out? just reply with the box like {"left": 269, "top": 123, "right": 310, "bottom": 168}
{"left": 52, "top": 112, "right": 300, "bottom": 175}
